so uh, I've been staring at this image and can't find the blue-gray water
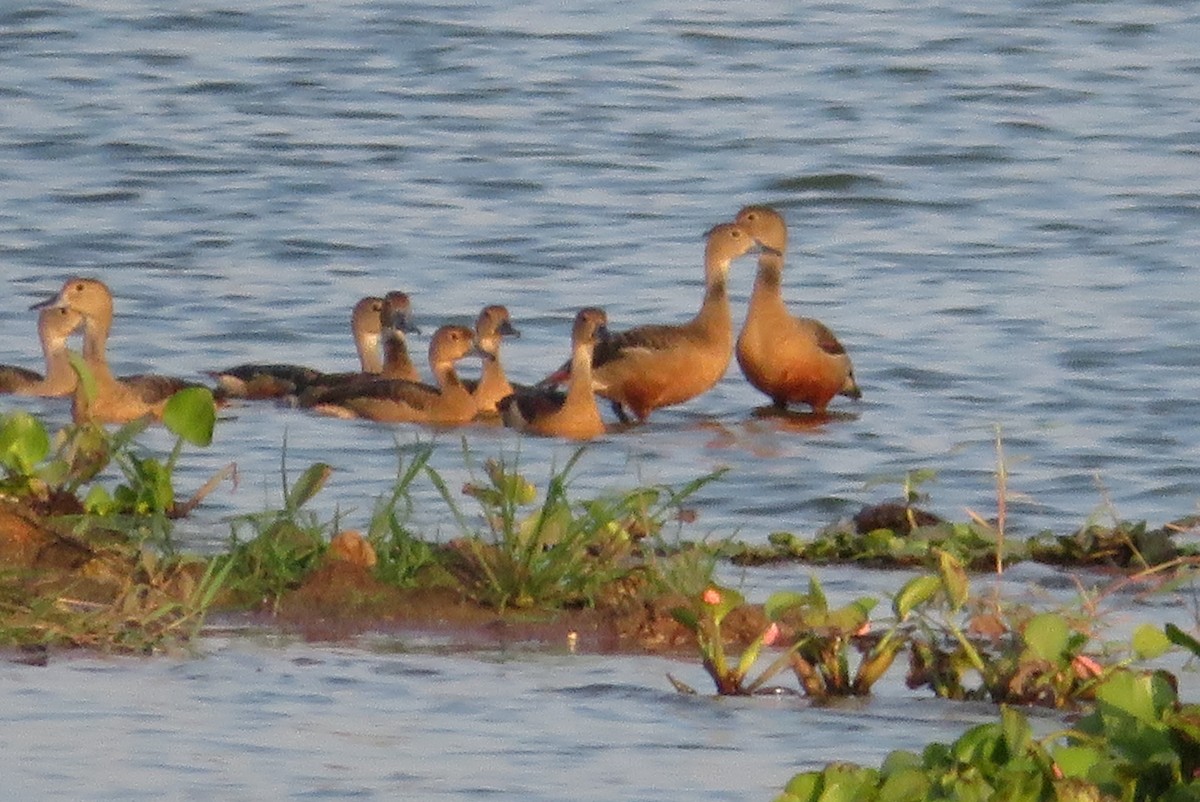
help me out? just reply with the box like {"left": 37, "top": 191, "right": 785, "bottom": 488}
{"left": 2, "top": 1, "right": 1199, "bottom": 799}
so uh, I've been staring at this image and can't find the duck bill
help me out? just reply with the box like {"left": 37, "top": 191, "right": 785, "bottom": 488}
{"left": 29, "top": 291, "right": 64, "bottom": 311}
{"left": 498, "top": 320, "right": 520, "bottom": 338}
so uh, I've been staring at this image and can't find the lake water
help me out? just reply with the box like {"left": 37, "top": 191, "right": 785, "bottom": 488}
{"left": 2, "top": 1, "right": 1199, "bottom": 799}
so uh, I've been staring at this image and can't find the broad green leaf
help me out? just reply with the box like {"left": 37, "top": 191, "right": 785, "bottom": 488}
{"left": 163, "top": 386, "right": 216, "bottom": 446}
{"left": 1000, "top": 705, "right": 1033, "bottom": 756}
{"left": 0, "top": 411, "right": 50, "bottom": 474}
{"left": 1050, "top": 745, "right": 1102, "bottom": 779}
{"left": 816, "top": 764, "right": 879, "bottom": 802}
{"left": 1023, "top": 613, "right": 1070, "bottom": 662}
{"left": 875, "top": 767, "right": 928, "bottom": 802}
{"left": 780, "top": 772, "right": 823, "bottom": 802}
{"left": 765, "top": 590, "right": 809, "bottom": 620}
{"left": 1131, "top": 623, "right": 1173, "bottom": 661}
{"left": 893, "top": 574, "right": 940, "bottom": 619}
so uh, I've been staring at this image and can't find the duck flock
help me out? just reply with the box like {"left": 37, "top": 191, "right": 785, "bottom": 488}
{"left": 1, "top": 206, "right": 861, "bottom": 441}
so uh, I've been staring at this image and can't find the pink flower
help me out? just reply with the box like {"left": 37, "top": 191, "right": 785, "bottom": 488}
{"left": 1072, "top": 654, "right": 1104, "bottom": 679}
{"left": 702, "top": 588, "right": 722, "bottom": 605}
{"left": 762, "top": 622, "right": 781, "bottom": 646}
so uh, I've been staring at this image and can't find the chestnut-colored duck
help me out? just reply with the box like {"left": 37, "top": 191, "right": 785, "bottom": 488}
{"left": 307, "top": 325, "right": 482, "bottom": 425}
{"left": 0, "top": 305, "right": 86, "bottom": 397}
{"left": 297, "top": 291, "right": 422, "bottom": 404}
{"left": 733, "top": 205, "right": 862, "bottom": 413}
{"left": 499, "top": 307, "right": 608, "bottom": 441}
{"left": 209, "top": 295, "right": 388, "bottom": 399}
{"left": 462, "top": 305, "right": 520, "bottom": 415}
{"left": 544, "top": 222, "right": 757, "bottom": 423}
{"left": 30, "top": 277, "right": 198, "bottom": 422}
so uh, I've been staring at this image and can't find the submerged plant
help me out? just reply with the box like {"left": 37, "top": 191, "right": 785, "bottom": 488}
{"left": 776, "top": 662, "right": 1200, "bottom": 802}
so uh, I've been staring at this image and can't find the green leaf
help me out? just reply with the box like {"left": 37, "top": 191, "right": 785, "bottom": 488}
{"left": 1050, "top": 745, "right": 1102, "bottom": 779}
{"left": 893, "top": 574, "right": 941, "bottom": 619}
{"left": 285, "top": 462, "right": 333, "bottom": 511}
{"left": 875, "top": 767, "right": 928, "bottom": 802}
{"left": 163, "top": 386, "right": 216, "bottom": 446}
{"left": 815, "top": 764, "right": 879, "bottom": 802}
{"left": 1023, "top": 613, "right": 1071, "bottom": 662}
{"left": 0, "top": 411, "right": 50, "bottom": 475}
{"left": 1165, "top": 623, "right": 1200, "bottom": 658}
{"left": 1132, "top": 623, "right": 1173, "bottom": 661}
{"left": 780, "top": 772, "right": 823, "bottom": 802}
{"left": 935, "top": 550, "right": 969, "bottom": 610}
{"left": 765, "top": 590, "right": 809, "bottom": 620}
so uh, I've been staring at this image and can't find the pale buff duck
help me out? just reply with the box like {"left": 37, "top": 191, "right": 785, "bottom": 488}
{"left": 733, "top": 205, "right": 862, "bottom": 413}
{"left": 29, "top": 277, "right": 196, "bottom": 422}
{"left": 543, "top": 222, "right": 757, "bottom": 423}
{"left": 297, "top": 291, "right": 421, "bottom": 405}
{"left": 32, "top": 277, "right": 207, "bottom": 410}
{"left": 499, "top": 307, "right": 608, "bottom": 441}
{"left": 0, "top": 305, "right": 86, "bottom": 397}
{"left": 209, "top": 295, "right": 386, "bottom": 399}
{"left": 306, "top": 325, "right": 482, "bottom": 425}
{"left": 462, "top": 304, "right": 520, "bottom": 415}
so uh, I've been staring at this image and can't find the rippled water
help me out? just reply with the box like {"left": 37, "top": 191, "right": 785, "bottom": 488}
{"left": 2, "top": 1, "right": 1199, "bottom": 798}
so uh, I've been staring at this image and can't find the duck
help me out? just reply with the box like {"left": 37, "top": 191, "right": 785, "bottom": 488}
{"left": 28, "top": 278, "right": 195, "bottom": 422}
{"left": 499, "top": 307, "right": 608, "bottom": 441}
{"left": 542, "top": 221, "right": 757, "bottom": 423}
{"left": 297, "top": 291, "right": 422, "bottom": 405}
{"left": 305, "top": 324, "right": 483, "bottom": 425}
{"left": 208, "top": 295, "right": 387, "bottom": 400}
{"left": 0, "top": 305, "right": 86, "bottom": 397}
{"left": 462, "top": 305, "right": 520, "bottom": 415}
{"left": 732, "top": 205, "right": 862, "bottom": 413}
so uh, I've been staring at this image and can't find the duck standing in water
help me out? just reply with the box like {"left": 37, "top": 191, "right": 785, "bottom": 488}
{"left": 541, "top": 221, "right": 758, "bottom": 423}
{"left": 500, "top": 307, "right": 608, "bottom": 440}
{"left": 306, "top": 324, "right": 483, "bottom": 425}
{"left": 0, "top": 305, "right": 86, "bottom": 397}
{"left": 733, "top": 205, "right": 861, "bottom": 414}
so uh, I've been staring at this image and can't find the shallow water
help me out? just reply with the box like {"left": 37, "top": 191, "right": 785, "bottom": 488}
{"left": 2, "top": 0, "right": 1199, "bottom": 798}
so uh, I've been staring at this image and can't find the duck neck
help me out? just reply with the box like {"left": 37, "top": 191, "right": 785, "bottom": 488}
{"left": 382, "top": 331, "right": 412, "bottom": 376}
{"left": 357, "top": 331, "right": 383, "bottom": 373}
{"left": 748, "top": 255, "right": 785, "bottom": 310}
{"left": 82, "top": 316, "right": 110, "bottom": 363}
{"left": 477, "top": 348, "right": 509, "bottom": 393}
{"left": 40, "top": 331, "right": 75, "bottom": 389}
{"left": 433, "top": 362, "right": 464, "bottom": 393}
{"left": 564, "top": 342, "right": 594, "bottom": 406}
{"left": 694, "top": 258, "right": 733, "bottom": 333}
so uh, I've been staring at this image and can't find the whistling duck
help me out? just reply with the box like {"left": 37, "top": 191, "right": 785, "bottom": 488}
{"left": 544, "top": 222, "right": 757, "bottom": 423}
{"left": 0, "top": 305, "right": 85, "bottom": 397}
{"left": 462, "top": 305, "right": 520, "bottom": 415}
{"left": 29, "top": 278, "right": 191, "bottom": 422}
{"left": 298, "top": 291, "right": 422, "bottom": 405}
{"left": 209, "top": 295, "right": 387, "bottom": 399}
{"left": 306, "top": 325, "right": 482, "bottom": 425}
{"left": 500, "top": 307, "right": 608, "bottom": 441}
{"left": 733, "top": 205, "right": 861, "bottom": 413}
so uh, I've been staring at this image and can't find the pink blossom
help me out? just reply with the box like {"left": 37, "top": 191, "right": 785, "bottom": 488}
{"left": 762, "top": 622, "right": 781, "bottom": 646}
{"left": 1072, "top": 654, "right": 1104, "bottom": 679}
{"left": 702, "top": 588, "right": 722, "bottom": 605}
